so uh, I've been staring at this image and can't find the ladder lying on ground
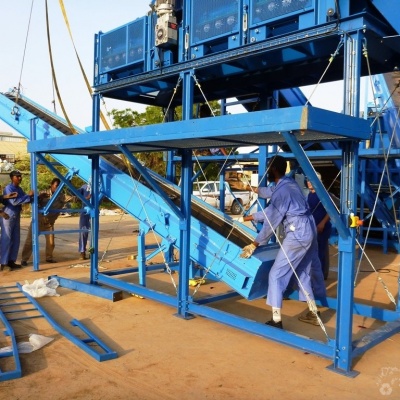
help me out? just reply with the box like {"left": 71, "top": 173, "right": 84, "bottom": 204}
{"left": 0, "top": 283, "right": 118, "bottom": 382}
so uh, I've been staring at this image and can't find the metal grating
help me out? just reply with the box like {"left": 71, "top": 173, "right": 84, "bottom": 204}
{"left": 127, "top": 19, "right": 146, "bottom": 64}
{"left": 225, "top": 268, "right": 237, "bottom": 281}
{"left": 191, "top": 0, "right": 240, "bottom": 44}
{"left": 99, "top": 18, "right": 145, "bottom": 74}
{"left": 250, "top": 0, "right": 312, "bottom": 24}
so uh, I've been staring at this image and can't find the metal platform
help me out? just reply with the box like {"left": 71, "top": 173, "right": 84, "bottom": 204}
{"left": 28, "top": 106, "right": 370, "bottom": 154}
{"left": 1, "top": 0, "right": 400, "bottom": 377}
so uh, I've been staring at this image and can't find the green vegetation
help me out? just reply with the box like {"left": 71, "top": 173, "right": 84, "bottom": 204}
{"left": 109, "top": 101, "right": 228, "bottom": 181}
{"left": 12, "top": 101, "right": 229, "bottom": 214}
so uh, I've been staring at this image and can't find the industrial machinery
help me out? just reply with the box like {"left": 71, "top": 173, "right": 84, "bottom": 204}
{"left": 1, "top": 0, "right": 400, "bottom": 377}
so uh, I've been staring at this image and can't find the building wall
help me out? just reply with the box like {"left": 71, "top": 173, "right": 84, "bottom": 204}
{"left": 0, "top": 131, "right": 28, "bottom": 185}
{"left": 0, "top": 132, "right": 28, "bottom": 161}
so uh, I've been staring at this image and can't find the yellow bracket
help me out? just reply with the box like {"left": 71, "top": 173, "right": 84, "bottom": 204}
{"left": 189, "top": 278, "right": 206, "bottom": 287}
{"left": 349, "top": 213, "right": 363, "bottom": 228}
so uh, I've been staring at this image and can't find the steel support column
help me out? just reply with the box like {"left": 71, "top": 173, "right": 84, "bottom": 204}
{"left": 30, "top": 118, "right": 40, "bottom": 272}
{"left": 329, "top": 140, "right": 360, "bottom": 376}
{"left": 327, "top": 28, "right": 364, "bottom": 376}
{"left": 282, "top": 131, "right": 349, "bottom": 239}
{"left": 92, "top": 92, "right": 101, "bottom": 132}
{"left": 137, "top": 228, "right": 146, "bottom": 286}
{"left": 176, "top": 70, "right": 194, "bottom": 319}
{"left": 90, "top": 154, "right": 100, "bottom": 285}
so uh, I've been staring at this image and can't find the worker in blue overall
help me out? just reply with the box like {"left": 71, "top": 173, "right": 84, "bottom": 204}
{"left": 0, "top": 184, "right": 18, "bottom": 219}
{"left": 1, "top": 170, "right": 34, "bottom": 270}
{"left": 307, "top": 172, "right": 332, "bottom": 280}
{"left": 240, "top": 156, "right": 326, "bottom": 328}
{"left": 198, "top": 104, "right": 227, "bottom": 156}
{"left": 78, "top": 182, "right": 91, "bottom": 260}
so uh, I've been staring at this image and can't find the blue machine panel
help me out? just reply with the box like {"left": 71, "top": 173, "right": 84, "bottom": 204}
{"left": 127, "top": 20, "right": 146, "bottom": 65}
{"left": 190, "top": 0, "right": 241, "bottom": 57}
{"left": 98, "top": 17, "right": 146, "bottom": 81}
{"left": 249, "top": 0, "right": 314, "bottom": 41}
{"left": 191, "top": 0, "right": 240, "bottom": 44}
{"left": 250, "top": 0, "right": 313, "bottom": 24}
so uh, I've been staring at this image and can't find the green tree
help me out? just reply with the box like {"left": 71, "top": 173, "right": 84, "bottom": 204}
{"left": 110, "top": 106, "right": 165, "bottom": 175}
{"left": 15, "top": 154, "right": 84, "bottom": 200}
{"left": 109, "top": 101, "right": 227, "bottom": 180}
{"left": 13, "top": 154, "right": 84, "bottom": 214}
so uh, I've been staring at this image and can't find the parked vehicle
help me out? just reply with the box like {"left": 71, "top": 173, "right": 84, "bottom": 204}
{"left": 192, "top": 181, "right": 257, "bottom": 215}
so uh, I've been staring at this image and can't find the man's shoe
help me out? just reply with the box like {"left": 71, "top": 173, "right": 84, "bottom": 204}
{"left": 46, "top": 259, "right": 57, "bottom": 263}
{"left": 1, "top": 264, "right": 10, "bottom": 271}
{"left": 265, "top": 319, "right": 283, "bottom": 329}
{"left": 80, "top": 252, "right": 86, "bottom": 260}
{"left": 298, "top": 311, "right": 321, "bottom": 326}
{"left": 21, "top": 260, "right": 28, "bottom": 267}
{"left": 8, "top": 261, "right": 22, "bottom": 270}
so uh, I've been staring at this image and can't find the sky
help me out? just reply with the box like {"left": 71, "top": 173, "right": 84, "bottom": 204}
{"left": 0, "top": 0, "right": 150, "bottom": 134}
{"left": 0, "top": 1, "right": 366, "bottom": 136}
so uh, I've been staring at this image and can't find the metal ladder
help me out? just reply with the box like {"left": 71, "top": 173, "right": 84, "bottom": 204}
{"left": 0, "top": 283, "right": 118, "bottom": 382}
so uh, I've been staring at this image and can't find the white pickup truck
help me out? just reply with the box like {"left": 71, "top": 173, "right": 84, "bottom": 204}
{"left": 192, "top": 181, "right": 256, "bottom": 215}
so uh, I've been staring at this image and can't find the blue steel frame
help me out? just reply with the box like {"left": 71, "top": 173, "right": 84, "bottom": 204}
{"left": 1, "top": 0, "right": 400, "bottom": 378}
{"left": 29, "top": 151, "right": 92, "bottom": 272}
{"left": 16, "top": 283, "right": 118, "bottom": 362}
{"left": 0, "top": 285, "right": 22, "bottom": 381}
{"left": 26, "top": 100, "right": 400, "bottom": 376}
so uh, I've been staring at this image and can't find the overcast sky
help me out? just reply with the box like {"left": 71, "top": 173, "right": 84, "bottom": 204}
{"left": 0, "top": 1, "right": 367, "bottom": 135}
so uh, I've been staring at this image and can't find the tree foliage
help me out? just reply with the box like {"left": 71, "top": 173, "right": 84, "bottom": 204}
{"left": 109, "top": 101, "right": 225, "bottom": 179}
{"left": 14, "top": 154, "right": 83, "bottom": 194}
{"left": 10, "top": 101, "right": 227, "bottom": 197}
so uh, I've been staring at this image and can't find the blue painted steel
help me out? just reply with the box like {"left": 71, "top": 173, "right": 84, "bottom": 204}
{"left": 0, "top": 93, "right": 84, "bottom": 137}
{"left": 89, "top": 0, "right": 400, "bottom": 102}
{"left": 189, "top": 0, "right": 242, "bottom": 58}
{"left": 27, "top": 106, "right": 370, "bottom": 153}
{"left": 333, "top": 141, "right": 359, "bottom": 374}
{"left": 370, "top": 0, "right": 400, "bottom": 34}
{"left": 16, "top": 283, "right": 118, "bottom": 362}
{"left": 96, "top": 17, "right": 147, "bottom": 85}
{"left": 287, "top": 288, "right": 400, "bottom": 322}
{"left": 97, "top": 273, "right": 178, "bottom": 307}
{"left": 248, "top": 0, "right": 315, "bottom": 43}
{"left": 137, "top": 229, "right": 147, "bottom": 286}
{"left": 49, "top": 276, "right": 123, "bottom": 302}
{"left": 36, "top": 153, "right": 91, "bottom": 208}
{"left": 187, "top": 302, "right": 334, "bottom": 359}
{"left": 178, "top": 149, "right": 193, "bottom": 318}
{"left": 0, "top": 291, "right": 22, "bottom": 381}
{"left": 30, "top": 119, "right": 41, "bottom": 272}
{"left": 1, "top": 0, "right": 400, "bottom": 377}
{"left": 90, "top": 155, "right": 100, "bottom": 285}
{"left": 95, "top": 271, "right": 338, "bottom": 361}
{"left": 177, "top": 72, "right": 195, "bottom": 318}
{"left": 117, "top": 145, "right": 183, "bottom": 219}
{"left": 0, "top": 94, "right": 274, "bottom": 300}
{"left": 278, "top": 87, "right": 309, "bottom": 107}
{"left": 0, "top": 93, "right": 381, "bottom": 374}
{"left": 352, "top": 319, "right": 400, "bottom": 358}
{"left": 28, "top": 152, "right": 92, "bottom": 271}
{"left": 195, "top": 291, "right": 240, "bottom": 305}
{"left": 92, "top": 91, "right": 101, "bottom": 131}
{"left": 69, "top": 319, "right": 118, "bottom": 362}
{"left": 282, "top": 131, "right": 349, "bottom": 239}
{"left": 279, "top": 77, "right": 400, "bottom": 253}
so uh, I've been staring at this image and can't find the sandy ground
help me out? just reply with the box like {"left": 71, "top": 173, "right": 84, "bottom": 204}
{"left": 0, "top": 214, "right": 400, "bottom": 399}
